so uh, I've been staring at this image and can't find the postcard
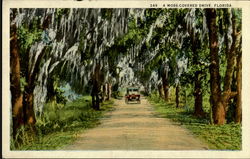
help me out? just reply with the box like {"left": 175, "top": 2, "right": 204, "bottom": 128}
{"left": 2, "top": 0, "right": 250, "bottom": 158}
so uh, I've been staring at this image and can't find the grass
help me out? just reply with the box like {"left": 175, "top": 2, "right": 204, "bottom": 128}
{"left": 148, "top": 94, "right": 242, "bottom": 150}
{"left": 11, "top": 96, "right": 115, "bottom": 150}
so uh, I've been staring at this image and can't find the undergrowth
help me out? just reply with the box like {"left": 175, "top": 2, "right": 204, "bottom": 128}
{"left": 11, "top": 96, "right": 114, "bottom": 150}
{"left": 148, "top": 93, "right": 242, "bottom": 150}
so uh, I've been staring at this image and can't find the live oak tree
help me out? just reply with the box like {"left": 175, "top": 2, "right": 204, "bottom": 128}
{"left": 11, "top": 9, "right": 45, "bottom": 138}
{"left": 10, "top": 8, "right": 130, "bottom": 141}
{"left": 10, "top": 9, "right": 24, "bottom": 139}
{"left": 205, "top": 8, "right": 241, "bottom": 125}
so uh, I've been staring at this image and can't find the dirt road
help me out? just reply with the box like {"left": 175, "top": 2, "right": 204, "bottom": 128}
{"left": 64, "top": 97, "right": 208, "bottom": 150}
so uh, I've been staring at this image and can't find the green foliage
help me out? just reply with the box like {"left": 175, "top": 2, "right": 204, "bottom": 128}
{"left": 11, "top": 125, "right": 36, "bottom": 149}
{"left": 56, "top": 9, "right": 70, "bottom": 21}
{"left": 56, "top": 8, "right": 70, "bottom": 16}
{"left": 233, "top": 9, "right": 242, "bottom": 31}
{"left": 112, "top": 89, "right": 124, "bottom": 99}
{"left": 11, "top": 96, "right": 114, "bottom": 150}
{"left": 20, "top": 77, "right": 28, "bottom": 92}
{"left": 11, "top": 8, "right": 242, "bottom": 150}
{"left": 17, "top": 23, "right": 42, "bottom": 52}
{"left": 47, "top": 76, "right": 68, "bottom": 104}
{"left": 148, "top": 93, "right": 241, "bottom": 150}
{"left": 101, "top": 9, "right": 114, "bottom": 21}
{"left": 119, "top": 26, "right": 144, "bottom": 46}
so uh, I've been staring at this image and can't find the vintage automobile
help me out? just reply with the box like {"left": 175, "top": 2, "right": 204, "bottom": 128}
{"left": 125, "top": 87, "right": 141, "bottom": 104}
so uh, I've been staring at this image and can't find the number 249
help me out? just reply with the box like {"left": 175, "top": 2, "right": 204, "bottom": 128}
{"left": 150, "top": 4, "right": 158, "bottom": 7}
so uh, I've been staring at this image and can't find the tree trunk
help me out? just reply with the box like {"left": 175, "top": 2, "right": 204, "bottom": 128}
{"left": 91, "top": 93, "right": 96, "bottom": 110}
{"left": 91, "top": 80, "right": 100, "bottom": 110}
{"left": 162, "top": 76, "right": 169, "bottom": 102}
{"left": 102, "top": 84, "right": 106, "bottom": 101}
{"left": 96, "top": 94, "right": 100, "bottom": 110}
{"left": 209, "top": 96, "right": 214, "bottom": 124}
{"left": 235, "top": 51, "right": 242, "bottom": 123}
{"left": 194, "top": 71, "right": 205, "bottom": 117}
{"left": 221, "top": 10, "right": 240, "bottom": 113}
{"left": 158, "top": 84, "right": 164, "bottom": 99}
{"left": 22, "top": 46, "right": 47, "bottom": 128}
{"left": 91, "top": 62, "right": 101, "bottom": 110}
{"left": 189, "top": 22, "right": 205, "bottom": 117}
{"left": 206, "top": 9, "right": 225, "bottom": 125}
{"left": 23, "top": 89, "right": 36, "bottom": 126}
{"left": 10, "top": 23, "right": 24, "bottom": 138}
{"left": 107, "top": 83, "right": 111, "bottom": 100}
{"left": 175, "top": 84, "right": 179, "bottom": 108}
{"left": 109, "top": 84, "right": 112, "bottom": 99}
{"left": 91, "top": 89, "right": 100, "bottom": 110}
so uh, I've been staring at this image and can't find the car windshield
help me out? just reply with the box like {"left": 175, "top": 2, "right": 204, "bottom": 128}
{"left": 127, "top": 88, "right": 139, "bottom": 95}
{"left": 128, "top": 88, "right": 138, "bottom": 92}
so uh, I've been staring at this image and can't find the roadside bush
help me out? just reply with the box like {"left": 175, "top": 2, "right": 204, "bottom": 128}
{"left": 11, "top": 96, "right": 114, "bottom": 150}
{"left": 148, "top": 93, "right": 242, "bottom": 150}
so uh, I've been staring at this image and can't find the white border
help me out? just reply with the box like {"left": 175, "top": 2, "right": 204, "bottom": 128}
{"left": 2, "top": 1, "right": 250, "bottom": 158}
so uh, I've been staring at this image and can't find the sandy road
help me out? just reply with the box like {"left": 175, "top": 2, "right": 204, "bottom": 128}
{"left": 64, "top": 97, "right": 208, "bottom": 150}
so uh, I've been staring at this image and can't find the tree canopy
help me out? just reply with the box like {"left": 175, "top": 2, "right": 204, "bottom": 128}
{"left": 10, "top": 8, "right": 242, "bottom": 143}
